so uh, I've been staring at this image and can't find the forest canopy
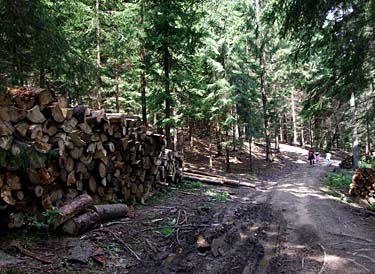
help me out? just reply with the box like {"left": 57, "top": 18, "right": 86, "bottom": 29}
{"left": 1, "top": 0, "right": 374, "bottom": 167}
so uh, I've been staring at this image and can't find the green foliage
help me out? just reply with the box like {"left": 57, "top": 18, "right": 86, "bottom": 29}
{"left": 181, "top": 180, "right": 208, "bottom": 190}
{"left": 359, "top": 156, "right": 375, "bottom": 169}
{"left": 158, "top": 218, "right": 176, "bottom": 237}
{"left": 324, "top": 172, "right": 352, "bottom": 192}
{"left": 206, "top": 190, "right": 229, "bottom": 202}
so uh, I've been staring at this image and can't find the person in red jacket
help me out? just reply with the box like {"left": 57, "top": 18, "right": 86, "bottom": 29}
{"left": 308, "top": 149, "right": 315, "bottom": 166}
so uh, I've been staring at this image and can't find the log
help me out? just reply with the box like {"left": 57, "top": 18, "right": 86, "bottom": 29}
{"left": 27, "top": 105, "right": 46, "bottom": 123}
{"left": 88, "top": 176, "right": 97, "bottom": 194}
{"left": 68, "top": 131, "right": 86, "bottom": 147}
{"left": 61, "top": 118, "right": 78, "bottom": 133}
{"left": 52, "top": 193, "right": 94, "bottom": 229}
{"left": 91, "top": 204, "right": 128, "bottom": 222}
{"left": 27, "top": 124, "right": 43, "bottom": 140}
{"left": 14, "top": 121, "right": 29, "bottom": 137}
{"left": 39, "top": 167, "right": 55, "bottom": 184}
{"left": 72, "top": 105, "right": 89, "bottom": 123}
{"left": 78, "top": 123, "right": 92, "bottom": 134}
{"left": 34, "top": 185, "right": 44, "bottom": 197}
{"left": 6, "top": 174, "right": 22, "bottom": 190}
{"left": 27, "top": 168, "right": 41, "bottom": 184}
{"left": 46, "top": 103, "right": 65, "bottom": 123}
{"left": 34, "top": 139, "right": 52, "bottom": 154}
{"left": 98, "top": 162, "right": 107, "bottom": 178}
{"left": 61, "top": 209, "right": 101, "bottom": 236}
{"left": 42, "top": 119, "right": 58, "bottom": 136}
{"left": 16, "top": 190, "right": 25, "bottom": 201}
{"left": 1, "top": 185, "right": 16, "bottom": 205}
{"left": 67, "top": 171, "right": 77, "bottom": 186}
{"left": 5, "top": 106, "right": 27, "bottom": 123}
{"left": 0, "top": 175, "right": 4, "bottom": 188}
{"left": 182, "top": 172, "right": 256, "bottom": 188}
{"left": 0, "top": 136, "right": 13, "bottom": 150}
{"left": 70, "top": 146, "right": 84, "bottom": 160}
{"left": 0, "top": 121, "right": 14, "bottom": 136}
{"left": 14, "top": 96, "right": 35, "bottom": 110}
{"left": 80, "top": 153, "right": 92, "bottom": 166}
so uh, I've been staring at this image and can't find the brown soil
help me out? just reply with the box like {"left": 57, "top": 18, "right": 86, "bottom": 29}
{"left": 1, "top": 140, "right": 375, "bottom": 274}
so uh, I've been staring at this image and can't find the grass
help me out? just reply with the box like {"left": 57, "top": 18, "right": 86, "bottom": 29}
{"left": 180, "top": 180, "right": 209, "bottom": 190}
{"left": 146, "top": 188, "right": 174, "bottom": 205}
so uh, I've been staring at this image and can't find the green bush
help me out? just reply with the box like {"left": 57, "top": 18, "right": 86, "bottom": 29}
{"left": 324, "top": 172, "right": 352, "bottom": 191}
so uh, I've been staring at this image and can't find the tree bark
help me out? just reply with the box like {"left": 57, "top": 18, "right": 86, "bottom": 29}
{"left": 256, "top": 0, "right": 271, "bottom": 161}
{"left": 163, "top": 42, "right": 172, "bottom": 149}
{"left": 291, "top": 90, "right": 298, "bottom": 145}
{"left": 139, "top": 3, "right": 147, "bottom": 124}
{"left": 351, "top": 92, "right": 360, "bottom": 169}
{"left": 114, "top": 58, "right": 120, "bottom": 112}
{"left": 95, "top": 0, "right": 102, "bottom": 109}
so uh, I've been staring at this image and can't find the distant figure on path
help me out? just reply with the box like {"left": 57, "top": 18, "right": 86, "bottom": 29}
{"left": 326, "top": 151, "right": 332, "bottom": 166}
{"left": 315, "top": 152, "right": 320, "bottom": 164}
{"left": 308, "top": 149, "right": 315, "bottom": 166}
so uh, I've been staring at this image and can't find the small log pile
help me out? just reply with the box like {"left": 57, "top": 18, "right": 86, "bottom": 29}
{"left": 349, "top": 167, "right": 375, "bottom": 198}
{"left": 339, "top": 156, "right": 353, "bottom": 169}
{"left": 0, "top": 86, "right": 182, "bottom": 229}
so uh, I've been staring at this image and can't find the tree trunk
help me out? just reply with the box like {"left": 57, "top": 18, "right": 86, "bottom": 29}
{"left": 256, "top": 0, "right": 271, "bottom": 161}
{"left": 300, "top": 124, "right": 305, "bottom": 147}
{"left": 163, "top": 42, "right": 172, "bottom": 149}
{"left": 291, "top": 90, "right": 298, "bottom": 145}
{"left": 95, "top": 0, "right": 102, "bottom": 109}
{"left": 114, "top": 58, "right": 120, "bottom": 112}
{"left": 139, "top": 3, "right": 147, "bottom": 124}
{"left": 351, "top": 92, "right": 360, "bottom": 169}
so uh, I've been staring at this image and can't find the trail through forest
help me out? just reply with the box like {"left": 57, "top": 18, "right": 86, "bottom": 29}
{"left": 2, "top": 144, "right": 375, "bottom": 274}
{"left": 257, "top": 145, "right": 375, "bottom": 274}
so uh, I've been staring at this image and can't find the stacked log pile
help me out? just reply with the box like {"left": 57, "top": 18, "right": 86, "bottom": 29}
{"left": 349, "top": 167, "right": 375, "bottom": 198}
{"left": 0, "top": 87, "right": 182, "bottom": 229}
{"left": 339, "top": 156, "right": 353, "bottom": 169}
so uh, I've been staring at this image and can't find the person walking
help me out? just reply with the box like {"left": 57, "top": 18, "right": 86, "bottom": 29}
{"left": 315, "top": 152, "right": 320, "bottom": 165}
{"left": 326, "top": 151, "right": 332, "bottom": 166}
{"left": 308, "top": 149, "right": 315, "bottom": 166}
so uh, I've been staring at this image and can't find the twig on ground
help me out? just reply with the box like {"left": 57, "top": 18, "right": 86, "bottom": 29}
{"left": 176, "top": 191, "right": 200, "bottom": 196}
{"left": 318, "top": 244, "right": 327, "bottom": 274}
{"left": 176, "top": 209, "right": 182, "bottom": 244}
{"left": 137, "top": 224, "right": 210, "bottom": 234}
{"left": 353, "top": 248, "right": 375, "bottom": 255}
{"left": 102, "top": 220, "right": 134, "bottom": 227}
{"left": 353, "top": 254, "right": 375, "bottom": 263}
{"left": 107, "top": 230, "right": 141, "bottom": 261}
{"left": 301, "top": 256, "right": 304, "bottom": 269}
{"left": 328, "top": 232, "right": 374, "bottom": 243}
{"left": 347, "top": 258, "right": 370, "bottom": 273}
{"left": 145, "top": 238, "right": 158, "bottom": 253}
{"left": 332, "top": 240, "right": 375, "bottom": 247}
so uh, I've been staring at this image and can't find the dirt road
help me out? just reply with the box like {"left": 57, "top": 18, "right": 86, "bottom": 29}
{"left": 254, "top": 144, "right": 375, "bottom": 274}
{"left": 3, "top": 144, "right": 375, "bottom": 274}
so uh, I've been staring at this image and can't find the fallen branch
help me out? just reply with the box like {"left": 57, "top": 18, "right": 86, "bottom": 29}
{"left": 1, "top": 240, "right": 52, "bottom": 264}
